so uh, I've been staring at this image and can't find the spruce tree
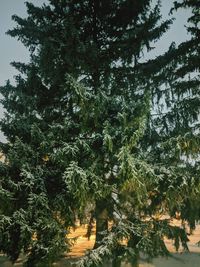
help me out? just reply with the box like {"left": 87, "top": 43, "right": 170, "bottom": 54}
{"left": 167, "top": 0, "right": 200, "bottom": 228}
{"left": 0, "top": 68, "right": 79, "bottom": 266}
{"left": 0, "top": 1, "right": 197, "bottom": 266}
{"left": 145, "top": 0, "right": 200, "bottom": 226}
{"left": 128, "top": 1, "right": 200, "bottom": 264}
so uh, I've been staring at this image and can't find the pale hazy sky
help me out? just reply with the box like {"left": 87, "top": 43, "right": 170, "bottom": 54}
{"left": 0, "top": 0, "right": 191, "bottom": 142}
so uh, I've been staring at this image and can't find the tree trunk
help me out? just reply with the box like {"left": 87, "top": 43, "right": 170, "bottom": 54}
{"left": 94, "top": 199, "right": 109, "bottom": 249}
{"left": 128, "top": 234, "right": 140, "bottom": 267}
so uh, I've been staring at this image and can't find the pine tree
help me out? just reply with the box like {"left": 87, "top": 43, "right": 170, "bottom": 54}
{"left": 141, "top": 0, "right": 200, "bottom": 242}
{"left": 0, "top": 68, "right": 79, "bottom": 266}
{"left": 166, "top": 0, "right": 200, "bottom": 228}
{"left": 0, "top": 1, "right": 197, "bottom": 266}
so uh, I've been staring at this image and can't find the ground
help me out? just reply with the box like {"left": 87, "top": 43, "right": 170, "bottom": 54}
{"left": 1, "top": 220, "right": 200, "bottom": 266}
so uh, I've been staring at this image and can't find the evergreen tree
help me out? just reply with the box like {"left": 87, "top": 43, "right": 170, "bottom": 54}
{"left": 0, "top": 1, "right": 197, "bottom": 266}
{"left": 144, "top": 0, "right": 200, "bottom": 230}
{"left": 167, "top": 0, "right": 200, "bottom": 228}
{"left": 0, "top": 68, "right": 79, "bottom": 266}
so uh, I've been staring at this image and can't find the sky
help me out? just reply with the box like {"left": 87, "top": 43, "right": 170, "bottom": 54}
{"left": 0, "top": 0, "right": 192, "bottom": 142}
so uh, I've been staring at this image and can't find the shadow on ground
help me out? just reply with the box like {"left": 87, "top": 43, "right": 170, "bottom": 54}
{"left": 1, "top": 252, "right": 200, "bottom": 267}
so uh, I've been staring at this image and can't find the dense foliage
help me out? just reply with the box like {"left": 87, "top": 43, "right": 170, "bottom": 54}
{"left": 0, "top": 1, "right": 199, "bottom": 266}
{"left": 145, "top": 0, "right": 200, "bottom": 229}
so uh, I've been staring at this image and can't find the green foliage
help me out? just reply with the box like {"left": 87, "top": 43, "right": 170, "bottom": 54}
{"left": 0, "top": 0, "right": 199, "bottom": 266}
{"left": 146, "top": 0, "right": 200, "bottom": 228}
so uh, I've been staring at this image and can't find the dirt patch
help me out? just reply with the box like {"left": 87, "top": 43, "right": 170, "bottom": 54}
{"left": 1, "top": 222, "right": 200, "bottom": 266}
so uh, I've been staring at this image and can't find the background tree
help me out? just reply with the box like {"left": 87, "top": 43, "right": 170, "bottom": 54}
{"left": 0, "top": 1, "right": 198, "bottom": 267}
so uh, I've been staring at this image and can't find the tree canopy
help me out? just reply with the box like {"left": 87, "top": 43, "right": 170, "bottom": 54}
{"left": 0, "top": 1, "right": 199, "bottom": 267}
